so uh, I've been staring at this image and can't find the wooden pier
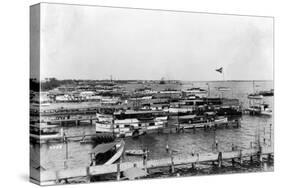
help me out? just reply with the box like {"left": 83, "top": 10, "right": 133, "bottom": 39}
{"left": 31, "top": 145, "right": 273, "bottom": 185}
{"left": 177, "top": 119, "right": 240, "bottom": 130}
{"left": 41, "top": 116, "right": 97, "bottom": 126}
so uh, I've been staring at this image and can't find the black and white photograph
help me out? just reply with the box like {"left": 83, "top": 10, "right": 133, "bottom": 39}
{"left": 29, "top": 3, "right": 274, "bottom": 186}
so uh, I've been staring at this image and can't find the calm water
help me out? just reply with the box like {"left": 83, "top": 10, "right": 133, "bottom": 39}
{"left": 31, "top": 81, "right": 274, "bottom": 173}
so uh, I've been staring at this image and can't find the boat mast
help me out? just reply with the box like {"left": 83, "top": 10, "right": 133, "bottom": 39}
{"left": 253, "top": 80, "right": 255, "bottom": 94}
{"left": 207, "top": 83, "right": 210, "bottom": 97}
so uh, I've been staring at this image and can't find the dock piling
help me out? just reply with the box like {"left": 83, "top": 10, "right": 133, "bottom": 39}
{"left": 257, "top": 146, "right": 263, "bottom": 164}
{"left": 269, "top": 124, "right": 272, "bottom": 146}
{"left": 143, "top": 149, "right": 148, "bottom": 172}
{"left": 116, "top": 161, "right": 121, "bottom": 181}
{"left": 196, "top": 153, "right": 200, "bottom": 167}
{"left": 55, "top": 171, "right": 59, "bottom": 184}
{"left": 217, "top": 152, "right": 222, "bottom": 168}
{"left": 239, "top": 150, "right": 243, "bottom": 165}
{"left": 86, "top": 166, "right": 91, "bottom": 183}
{"left": 170, "top": 155, "right": 175, "bottom": 173}
{"left": 191, "top": 150, "right": 196, "bottom": 169}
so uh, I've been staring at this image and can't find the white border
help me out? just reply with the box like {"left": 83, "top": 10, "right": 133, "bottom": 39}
{"left": 0, "top": 1, "right": 279, "bottom": 188}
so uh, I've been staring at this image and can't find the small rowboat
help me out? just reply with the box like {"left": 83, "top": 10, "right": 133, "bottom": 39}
{"left": 125, "top": 149, "right": 148, "bottom": 156}
{"left": 248, "top": 94, "right": 263, "bottom": 99}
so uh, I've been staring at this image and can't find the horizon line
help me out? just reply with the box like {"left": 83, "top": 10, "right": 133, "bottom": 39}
{"left": 37, "top": 78, "right": 274, "bottom": 82}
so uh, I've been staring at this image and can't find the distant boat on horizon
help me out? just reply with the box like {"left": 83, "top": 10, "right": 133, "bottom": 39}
{"left": 217, "top": 87, "right": 231, "bottom": 91}
{"left": 248, "top": 80, "right": 264, "bottom": 99}
{"left": 248, "top": 94, "right": 264, "bottom": 100}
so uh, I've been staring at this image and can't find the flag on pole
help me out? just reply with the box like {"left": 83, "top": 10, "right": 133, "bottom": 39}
{"left": 215, "top": 67, "right": 223, "bottom": 74}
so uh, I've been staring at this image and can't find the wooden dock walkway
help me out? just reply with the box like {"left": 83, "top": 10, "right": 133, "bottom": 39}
{"left": 177, "top": 119, "right": 240, "bottom": 129}
{"left": 32, "top": 146, "right": 273, "bottom": 185}
{"left": 41, "top": 116, "right": 97, "bottom": 126}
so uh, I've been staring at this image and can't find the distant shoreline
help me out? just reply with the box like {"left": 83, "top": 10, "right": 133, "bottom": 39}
{"left": 36, "top": 78, "right": 274, "bottom": 82}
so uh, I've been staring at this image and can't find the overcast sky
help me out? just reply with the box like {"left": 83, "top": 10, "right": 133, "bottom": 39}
{"left": 40, "top": 3, "right": 273, "bottom": 81}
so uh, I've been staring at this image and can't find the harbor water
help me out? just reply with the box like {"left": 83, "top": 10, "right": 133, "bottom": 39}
{"left": 31, "top": 80, "right": 274, "bottom": 175}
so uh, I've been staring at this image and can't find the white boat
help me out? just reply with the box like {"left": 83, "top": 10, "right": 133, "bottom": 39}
{"left": 96, "top": 113, "right": 113, "bottom": 122}
{"left": 96, "top": 110, "right": 167, "bottom": 137}
{"left": 261, "top": 108, "right": 273, "bottom": 116}
{"left": 182, "top": 88, "right": 208, "bottom": 98}
{"left": 40, "top": 102, "right": 51, "bottom": 107}
{"left": 247, "top": 103, "right": 272, "bottom": 116}
{"left": 125, "top": 149, "right": 148, "bottom": 156}
{"left": 214, "top": 116, "right": 228, "bottom": 123}
{"left": 248, "top": 81, "right": 263, "bottom": 99}
{"left": 248, "top": 94, "right": 263, "bottom": 99}
{"left": 217, "top": 87, "right": 231, "bottom": 91}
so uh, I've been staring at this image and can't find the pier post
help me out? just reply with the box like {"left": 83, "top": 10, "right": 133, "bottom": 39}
{"left": 215, "top": 140, "right": 218, "bottom": 150}
{"left": 191, "top": 150, "right": 196, "bottom": 169}
{"left": 237, "top": 119, "right": 240, "bottom": 128}
{"left": 64, "top": 160, "right": 68, "bottom": 169}
{"left": 116, "top": 160, "right": 121, "bottom": 181}
{"left": 218, "top": 152, "right": 222, "bottom": 168}
{"left": 170, "top": 155, "right": 175, "bottom": 173}
{"left": 231, "top": 144, "right": 235, "bottom": 166}
{"left": 250, "top": 142, "right": 253, "bottom": 163}
{"left": 143, "top": 149, "right": 148, "bottom": 172}
{"left": 269, "top": 124, "right": 272, "bottom": 146}
{"left": 257, "top": 146, "right": 263, "bottom": 164}
{"left": 63, "top": 132, "right": 68, "bottom": 169}
{"left": 196, "top": 153, "right": 199, "bottom": 168}
{"left": 55, "top": 171, "right": 59, "bottom": 184}
{"left": 191, "top": 163, "right": 196, "bottom": 170}
{"left": 267, "top": 153, "right": 272, "bottom": 162}
{"left": 250, "top": 155, "right": 253, "bottom": 163}
{"left": 239, "top": 150, "right": 243, "bottom": 165}
{"left": 86, "top": 166, "right": 91, "bottom": 183}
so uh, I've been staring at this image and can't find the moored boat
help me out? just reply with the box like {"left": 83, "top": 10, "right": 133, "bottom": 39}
{"left": 30, "top": 122, "right": 63, "bottom": 143}
{"left": 89, "top": 140, "right": 125, "bottom": 165}
{"left": 182, "top": 88, "right": 208, "bottom": 98}
{"left": 248, "top": 94, "right": 264, "bottom": 99}
{"left": 258, "top": 89, "right": 274, "bottom": 97}
{"left": 247, "top": 103, "right": 272, "bottom": 116}
{"left": 96, "top": 110, "right": 168, "bottom": 137}
{"left": 125, "top": 149, "right": 148, "bottom": 156}
{"left": 217, "top": 87, "right": 231, "bottom": 91}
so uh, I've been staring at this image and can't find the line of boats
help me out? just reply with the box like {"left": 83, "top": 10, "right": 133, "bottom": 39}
{"left": 30, "top": 82, "right": 273, "bottom": 142}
